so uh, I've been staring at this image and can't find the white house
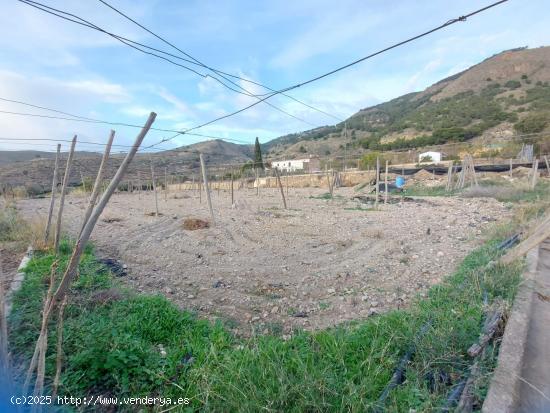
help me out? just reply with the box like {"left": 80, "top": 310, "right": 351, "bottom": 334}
{"left": 418, "top": 151, "right": 443, "bottom": 163}
{"left": 271, "top": 157, "right": 321, "bottom": 173}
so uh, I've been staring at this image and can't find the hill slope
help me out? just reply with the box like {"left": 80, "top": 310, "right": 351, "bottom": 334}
{"left": 266, "top": 46, "right": 550, "bottom": 158}
{"left": 0, "top": 139, "right": 253, "bottom": 190}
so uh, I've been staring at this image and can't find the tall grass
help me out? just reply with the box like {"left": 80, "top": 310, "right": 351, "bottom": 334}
{"left": 8, "top": 234, "right": 525, "bottom": 412}
{"left": 0, "top": 201, "right": 51, "bottom": 250}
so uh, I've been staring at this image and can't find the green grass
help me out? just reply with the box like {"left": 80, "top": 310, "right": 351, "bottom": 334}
{"left": 404, "top": 180, "right": 550, "bottom": 202}
{"left": 9, "top": 234, "right": 525, "bottom": 412}
{"left": 344, "top": 206, "right": 376, "bottom": 211}
{"left": 309, "top": 192, "right": 342, "bottom": 200}
{"left": 402, "top": 185, "right": 455, "bottom": 197}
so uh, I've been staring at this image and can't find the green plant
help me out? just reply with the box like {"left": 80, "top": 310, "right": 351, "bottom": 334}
{"left": 504, "top": 80, "right": 521, "bottom": 89}
{"left": 359, "top": 152, "right": 384, "bottom": 170}
{"left": 10, "top": 234, "right": 528, "bottom": 412}
{"left": 254, "top": 137, "right": 264, "bottom": 170}
{"left": 0, "top": 204, "right": 21, "bottom": 241}
{"left": 419, "top": 155, "right": 433, "bottom": 163}
{"left": 514, "top": 112, "right": 548, "bottom": 133}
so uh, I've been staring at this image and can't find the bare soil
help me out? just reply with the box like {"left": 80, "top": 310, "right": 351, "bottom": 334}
{"left": 17, "top": 187, "right": 510, "bottom": 336}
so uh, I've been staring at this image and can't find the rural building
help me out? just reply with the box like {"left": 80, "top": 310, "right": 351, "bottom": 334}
{"left": 271, "top": 157, "right": 321, "bottom": 173}
{"left": 418, "top": 151, "right": 443, "bottom": 163}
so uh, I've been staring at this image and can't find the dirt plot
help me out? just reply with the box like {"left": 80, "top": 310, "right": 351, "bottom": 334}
{"left": 17, "top": 187, "right": 510, "bottom": 335}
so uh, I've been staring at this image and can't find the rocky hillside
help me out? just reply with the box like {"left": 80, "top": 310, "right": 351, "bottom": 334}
{"left": 0, "top": 139, "right": 253, "bottom": 191}
{"left": 266, "top": 46, "right": 550, "bottom": 159}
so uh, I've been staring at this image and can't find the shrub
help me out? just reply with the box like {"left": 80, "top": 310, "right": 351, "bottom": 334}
{"left": 420, "top": 155, "right": 433, "bottom": 163}
{"left": 359, "top": 152, "right": 384, "bottom": 170}
{"left": 504, "top": 80, "right": 521, "bottom": 89}
{"left": 25, "top": 183, "right": 45, "bottom": 197}
{"left": 12, "top": 186, "right": 28, "bottom": 199}
{"left": 514, "top": 113, "right": 548, "bottom": 133}
{"left": 0, "top": 205, "right": 19, "bottom": 241}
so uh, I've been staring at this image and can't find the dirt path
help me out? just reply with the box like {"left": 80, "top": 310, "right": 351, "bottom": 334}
{"left": 17, "top": 187, "right": 510, "bottom": 335}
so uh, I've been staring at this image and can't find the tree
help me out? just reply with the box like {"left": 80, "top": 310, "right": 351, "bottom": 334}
{"left": 420, "top": 155, "right": 433, "bottom": 163}
{"left": 254, "top": 137, "right": 264, "bottom": 170}
{"left": 359, "top": 152, "right": 384, "bottom": 170}
{"left": 514, "top": 113, "right": 548, "bottom": 133}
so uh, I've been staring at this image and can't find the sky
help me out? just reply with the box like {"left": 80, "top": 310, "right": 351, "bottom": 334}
{"left": 0, "top": 0, "right": 548, "bottom": 152}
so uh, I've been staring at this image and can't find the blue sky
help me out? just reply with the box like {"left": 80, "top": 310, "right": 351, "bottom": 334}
{"left": 0, "top": 0, "right": 548, "bottom": 152}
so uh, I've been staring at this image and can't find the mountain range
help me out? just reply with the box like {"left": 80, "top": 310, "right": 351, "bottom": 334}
{"left": 1, "top": 46, "right": 549, "bottom": 189}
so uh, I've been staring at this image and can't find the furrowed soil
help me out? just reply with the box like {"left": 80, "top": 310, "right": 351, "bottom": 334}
{"left": 16, "top": 187, "right": 510, "bottom": 335}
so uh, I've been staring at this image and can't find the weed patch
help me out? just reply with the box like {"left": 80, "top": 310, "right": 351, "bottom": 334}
{"left": 7, "top": 229, "right": 528, "bottom": 412}
{"left": 182, "top": 218, "right": 210, "bottom": 230}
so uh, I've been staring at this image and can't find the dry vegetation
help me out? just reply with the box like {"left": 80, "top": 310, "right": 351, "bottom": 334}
{"left": 182, "top": 218, "right": 210, "bottom": 230}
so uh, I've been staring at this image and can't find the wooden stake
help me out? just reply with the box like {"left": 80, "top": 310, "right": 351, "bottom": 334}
{"left": 375, "top": 157, "right": 380, "bottom": 208}
{"left": 230, "top": 172, "right": 234, "bottom": 205}
{"left": 531, "top": 158, "right": 539, "bottom": 190}
{"left": 51, "top": 295, "right": 67, "bottom": 399}
{"left": 44, "top": 144, "right": 60, "bottom": 243}
{"left": 50, "top": 113, "right": 155, "bottom": 305}
{"left": 164, "top": 167, "right": 168, "bottom": 201}
{"left": 457, "top": 360, "right": 480, "bottom": 412}
{"left": 79, "top": 131, "right": 114, "bottom": 237}
{"left": 384, "top": 160, "right": 389, "bottom": 204}
{"left": 446, "top": 163, "right": 453, "bottom": 191}
{"left": 326, "top": 170, "right": 333, "bottom": 197}
{"left": 80, "top": 169, "right": 86, "bottom": 193}
{"left": 544, "top": 155, "right": 550, "bottom": 178}
{"left": 286, "top": 170, "right": 289, "bottom": 197}
{"left": 509, "top": 158, "right": 513, "bottom": 178}
{"left": 54, "top": 136, "right": 77, "bottom": 254}
{"left": 275, "top": 168, "right": 287, "bottom": 209}
{"left": 200, "top": 153, "right": 215, "bottom": 224}
{"left": 501, "top": 214, "right": 550, "bottom": 264}
{"left": 150, "top": 158, "right": 159, "bottom": 216}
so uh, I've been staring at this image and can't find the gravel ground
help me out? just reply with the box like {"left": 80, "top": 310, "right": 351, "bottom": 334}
{"left": 17, "top": 187, "right": 510, "bottom": 336}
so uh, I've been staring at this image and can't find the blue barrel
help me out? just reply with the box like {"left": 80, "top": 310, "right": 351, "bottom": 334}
{"left": 396, "top": 176, "right": 405, "bottom": 188}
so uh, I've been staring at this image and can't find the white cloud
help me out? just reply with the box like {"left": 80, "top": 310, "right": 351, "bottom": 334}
{"left": 0, "top": 70, "right": 140, "bottom": 151}
{"left": 270, "top": 8, "right": 383, "bottom": 69}
{"left": 65, "top": 80, "right": 131, "bottom": 103}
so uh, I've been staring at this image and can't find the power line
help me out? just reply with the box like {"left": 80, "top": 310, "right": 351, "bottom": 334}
{"left": 96, "top": 0, "right": 343, "bottom": 123}
{"left": 137, "top": 0, "right": 510, "bottom": 149}
{"left": 0, "top": 136, "right": 165, "bottom": 151}
{"left": 13, "top": 0, "right": 510, "bottom": 151}
{"left": 16, "top": 0, "right": 320, "bottom": 128}
{"left": 257, "top": 0, "right": 511, "bottom": 97}
{"left": 0, "top": 98, "right": 252, "bottom": 145}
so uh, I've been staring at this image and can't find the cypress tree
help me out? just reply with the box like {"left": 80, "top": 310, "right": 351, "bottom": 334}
{"left": 254, "top": 137, "right": 264, "bottom": 170}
